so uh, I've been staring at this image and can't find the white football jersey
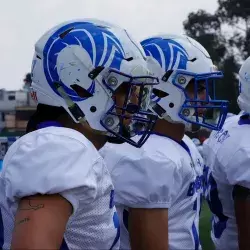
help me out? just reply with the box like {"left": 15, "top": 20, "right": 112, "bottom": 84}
{"left": 100, "top": 133, "right": 203, "bottom": 250}
{"left": 0, "top": 126, "right": 119, "bottom": 250}
{"left": 203, "top": 114, "right": 250, "bottom": 250}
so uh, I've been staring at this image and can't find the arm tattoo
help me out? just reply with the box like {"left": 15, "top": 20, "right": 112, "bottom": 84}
{"left": 14, "top": 198, "right": 45, "bottom": 229}
{"left": 16, "top": 217, "right": 30, "bottom": 226}
{"left": 14, "top": 217, "right": 30, "bottom": 231}
{"left": 19, "top": 198, "right": 45, "bottom": 211}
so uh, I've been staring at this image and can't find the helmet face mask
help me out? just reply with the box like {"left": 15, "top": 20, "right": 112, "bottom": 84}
{"left": 173, "top": 70, "right": 228, "bottom": 131}
{"left": 99, "top": 68, "right": 158, "bottom": 147}
{"left": 31, "top": 19, "right": 159, "bottom": 147}
{"left": 141, "top": 34, "right": 229, "bottom": 131}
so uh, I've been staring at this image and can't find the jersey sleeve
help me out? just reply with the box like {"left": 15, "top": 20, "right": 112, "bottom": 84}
{"left": 110, "top": 151, "right": 182, "bottom": 209}
{"left": 226, "top": 147, "right": 250, "bottom": 189}
{"left": 2, "top": 131, "right": 102, "bottom": 210}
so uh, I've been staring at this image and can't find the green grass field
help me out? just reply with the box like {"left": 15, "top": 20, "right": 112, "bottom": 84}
{"left": 200, "top": 202, "right": 215, "bottom": 250}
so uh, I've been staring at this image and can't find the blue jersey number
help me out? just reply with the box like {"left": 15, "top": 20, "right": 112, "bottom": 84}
{"left": 204, "top": 165, "right": 228, "bottom": 238}
{"left": 109, "top": 190, "right": 120, "bottom": 250}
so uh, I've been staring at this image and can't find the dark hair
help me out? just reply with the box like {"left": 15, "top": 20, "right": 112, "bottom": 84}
{"left": 26, "top": 104, "right": 67, "bottom": 133}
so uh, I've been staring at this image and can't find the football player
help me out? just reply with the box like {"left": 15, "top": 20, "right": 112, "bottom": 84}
{"left": 0, "top": 19, "right": 158, "bottom": 250}
{"left": 203, "top": 56, "right": 250, "bottom": 250}
{"left": 100, "top": 34, "right": 228, "bottom": 250}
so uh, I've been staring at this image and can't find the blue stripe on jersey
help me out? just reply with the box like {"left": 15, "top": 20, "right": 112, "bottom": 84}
{"left": 192, "top": 222, "right": 199, "bottom": 250}
{"left": 110, "top": 212, "right": 120, "bottom": 250}
{"left": 123, "top": 209, "right": 129, "bottom": 231}
{"left": 37, "top": 121, "right": 62, "bottom": 129}
{"left": 60, "top": 238, "right": 69, "bottom": 250}
{"left": 109, "top": 190, "right": 115, "bottom": 209}
{"left": 193, "top": 199, "right": 197, "bottom": 211}
{"left": 238, "top": 114, "right": 250, "bottom": 125}
{"left": 0, "top": 208, "right": 4, "bottom": 250}
{"left": 179, "top": 140, "right": 191, "bottom": 157}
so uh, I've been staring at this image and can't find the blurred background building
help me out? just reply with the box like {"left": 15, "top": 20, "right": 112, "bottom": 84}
{"left": 0, "top": 73, "right": 36, "bottom": 136}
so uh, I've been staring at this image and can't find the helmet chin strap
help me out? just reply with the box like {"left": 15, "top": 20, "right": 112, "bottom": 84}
{"left": 54, "top": 81, "right": 87, "bottom": 124}
{"left": 185, "top": 122, "right": 201, "bottom": 133}
{"left": 161, "top": 109, "right": 201, "bottom": 133}
{"left": 106, "top": 124, "right": 131, "bottom": 144}
{"left": 54, "top": 81, "right": 130, "bottom": 140}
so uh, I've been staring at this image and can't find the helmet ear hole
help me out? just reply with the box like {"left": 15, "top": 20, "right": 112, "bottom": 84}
{"left": 169, "top": 102, "right": 174, "bottom": 108}
{"left": 71, "top": 84, "right": 93, "bottom": 98}
{"left": 90, "top": 106, "right": 97, "bottom": 113}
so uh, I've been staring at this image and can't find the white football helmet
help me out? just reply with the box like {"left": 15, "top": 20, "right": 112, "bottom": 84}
{"left": 141, "top": 34, "right": 229, "bottom": 131}
{"left": 31, "top": 19, "right": 158, "bottom": 147}
{"left": 238, "top": 56, "right": 250, "bottom": 113}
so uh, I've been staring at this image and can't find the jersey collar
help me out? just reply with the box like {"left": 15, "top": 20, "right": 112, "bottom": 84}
{"left": 36, "top": 121, "right": 62, "bottom": 129}
{"left": 238, "top": 114, "right": 250, "bottom": 125}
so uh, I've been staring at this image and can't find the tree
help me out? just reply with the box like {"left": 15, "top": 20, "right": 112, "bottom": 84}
{"left": 22, "top": 72, "right": 32, "bottom": 106}
{"left": 23, "top": 73, "right": 32, "bottom": 90}
{"left": 217, "top": 0, "right": 250, "bottom": 24}
{"left": 220, "top": 56, "right": 239, "bottom": 114}
{"left": 183, "top": 10, "right": 227, "bottom": 66}
{"left": 217, "top": 0, "right": 250, "bottom": 58}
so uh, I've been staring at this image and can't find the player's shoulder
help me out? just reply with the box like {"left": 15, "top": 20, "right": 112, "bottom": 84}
{"left": 102, "top": 136, "right": 183, "bottom": 208}
{"left": 209, "top": 114, "right": 250, "bottom": 151}
{"left": 102, "top": 134, "right": 188, "bottom": 195}
{"left": 6, "top": 126, "right": 99, "bottom": 162}
{"left": 102, "top": 134, "right": 182, "bottom": 171}
{"left": 25, "top": 125, "right": 95, "bottom": 147}
{"left": 206, "top": 114, "right": 250, "bottom": 167}
{"left": 100, "top": 139, "right": 136, "bottom": 171}
{"left": 143, "top": 134, "right": 186, "bottom": 162}
{"left": 2, "top": 126, "right": 103, "bottom": 200}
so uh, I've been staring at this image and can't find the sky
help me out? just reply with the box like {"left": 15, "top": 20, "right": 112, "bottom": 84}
{"left": 0, "top": 0, "right": 218, "bottom": 90}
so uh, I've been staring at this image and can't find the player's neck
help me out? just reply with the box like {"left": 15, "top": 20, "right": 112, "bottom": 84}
{"left": 59, "top": 117, "right": 107, "bottom": 150}
{"left": 83, "top": 132, "right": 107, "bottom": 149}
{"left": 74, "top": 124, "right": 108, "bottom": 149}
{"left": 153, "top": 119, "right": 185, "bottom": 142}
